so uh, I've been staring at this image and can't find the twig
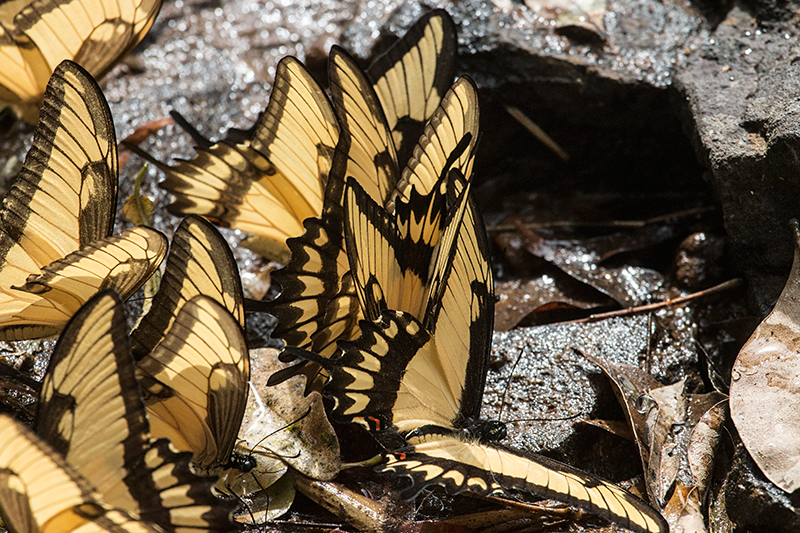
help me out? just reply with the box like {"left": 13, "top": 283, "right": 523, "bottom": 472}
{"left": 505, "top": 106, "right": 570, "bottom": 162}
{"left": 487, "top": 206, "right": 716, "bottom": 233}
{"left": 553, "top": 278, "right": 742, "bottom": 325}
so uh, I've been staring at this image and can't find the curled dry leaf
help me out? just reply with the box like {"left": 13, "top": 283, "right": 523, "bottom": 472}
{"left": 730, "top": 220, "right": 800, "bottom": 493}
{"left": 662, "top": 400, "right": 727, "bottom": 533}
{"left": 217, "top": 347, "right": 341, "bottom": 519}
{"left": 516, "top": 224, "right": 667, "bottom": 307}
{"left": 585, "top": 352, "right": 727, "bottom": 517}
{"left": 237, "top": 347, "right": 342, "bottom": 481}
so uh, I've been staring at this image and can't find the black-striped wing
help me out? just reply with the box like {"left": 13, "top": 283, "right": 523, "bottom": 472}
{"left": 35, "top": 290, "right": 233, "bottom": 532}
{"left": 157, "top": 56, "right": 339, "bottom": 263}
{"left": 366, "top": 9, "right": 457, "bottom": 168}
{"left": 269, "top": 79, "right": 477, "bottom": 365}
{"left": 343, "top": 176, "right": 448, "bottom": 322}
{"left": 342, "top": 165, "right": 490, "bottom": 423}
{"left": 0, "top": 225, "right": 167, "bottom": 340}
{"left": 327, "top": 45, "right": 400, "bottom": 208}
{"left": 302, "top": 309, "right": 666, "bottom": 533}
{"left": 384, "top": 434, "right": 668, "bottom": 533}
{"left": 389, "top": 76, "right": 479, "bottom": 208}
{"left": 130, "top": 215, "right": 244, "bottom": 359}
{"left": 0, "top": 0, "right": 162, "bottom": 122}
{"left": 1, "top": 60, "right": 117, "bottom": 264}
{"left": 136, "top": 295, "right": 250, "bottom": 475}
{"left": 0, "top": 414, "right": 162, "bottom": 533}
{"left": 267, "top": 15, "right": 464, "bottom": 389}
{"left": 0, "top": 61, "right": 168, "bottom": 340}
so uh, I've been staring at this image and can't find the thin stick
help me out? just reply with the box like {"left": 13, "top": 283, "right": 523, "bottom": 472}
{"left": 553, "top": 278, "right": 742, "bottom": 325}
{"left": 505, "top": 106, "right": 570, "bottom": 162}
{"left": 487, "top": 206, "right": 716, "bottom": 233}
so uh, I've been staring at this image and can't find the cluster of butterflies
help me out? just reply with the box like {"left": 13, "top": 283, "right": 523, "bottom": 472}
{"left": 0, "top": 7, "right": 669, "bottom": 533}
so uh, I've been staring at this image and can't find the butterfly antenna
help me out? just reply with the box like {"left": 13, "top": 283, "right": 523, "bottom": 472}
{"left": 227, "top": 483, "right": 258, "bottom": 526}
{"left": 497, "top": 348, "right": 524, "bottom": 421}
{"left": 245, "top": 405, "right": 313, "bottom": 460}
{"left": 169, "top": 110, "right": 214, "bottom": 148}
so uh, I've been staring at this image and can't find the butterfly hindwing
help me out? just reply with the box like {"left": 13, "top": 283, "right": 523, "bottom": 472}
{"left": 385, "top": 435, "right": 668, "bottom": 533}
{"left": 367, "top": 9, "right": 457, "bottom": 167}
{"left": 319, "top": 309, "right": 456, "bottom": 434}
{"left": 136, "top": 295, "right": 250, "bottom": 475}
{"left": 34, "top": 290, "right": 233, "bottom": 532}
{"left": 0, "top": 0, "right": 162, "bottom": 122}
{"left": 130, "top": 215, "right": 245, "bottom": 360}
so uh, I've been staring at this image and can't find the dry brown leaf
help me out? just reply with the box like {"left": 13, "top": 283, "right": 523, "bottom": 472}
{"left": 585, "top": 351, "right": 727, "bottom": 518}
{"left": 730, "top": 220, "right": 800, "bottom": 493}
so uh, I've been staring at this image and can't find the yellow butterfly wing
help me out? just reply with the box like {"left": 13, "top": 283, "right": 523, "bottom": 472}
{"left": 391, "top": 76, "right": 479, "bottom": 204}
{"left": 34, "top": 290, "right": 233, "bottom": 532}
{"left": 130, "top": 215, "right": 244, "bottom": 359}
{"left": 155, "top": 56, "right": 339, "bottom": 263}
{"left": 136, "top": 295, "right": 250, "bottom": 475}
{"left": 327, "top": 45, "right": 399, "bottom": 208}
{"left": 267, "top": 15, "right": 461, "bottom": 389}
{"left": 385, "top": 435, "right": 668, "bottom": 533}
{"left": 0, "top": 414, "right": 162, "bottom": 533}
{"left": 0, "top": 225, "right": 167, "bottom": 340}
{"left": 367, "top": 9, "right": 457, "bottom": 167}
{"left": 0, "top": 59, "right": 117, "bottom": 268}
{"left": 0, "top": 0, "right": 162, "bottom": 122}
{"left": 0, "top": 61, "right": 168, "bottom": 340}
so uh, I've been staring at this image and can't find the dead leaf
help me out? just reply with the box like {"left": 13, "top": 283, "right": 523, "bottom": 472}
{"left": 730, "top": 219, "right": 800, "bottom": 493}
{"left": 516, "top": 223, "right": 668, "bottom": 307}
{"left": 217, "top": 347, "right": 342, "bottom": 519}
{"left": 585, "top": 352, "right": 726, "bottom": 514}
{"left": 236, "top": 347, "right": 341, "bottom": 481}
{"left": 494, "top": 278, "right": 607, "bottom": 331}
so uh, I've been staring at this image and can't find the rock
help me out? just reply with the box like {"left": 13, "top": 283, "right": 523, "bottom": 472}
{"left": 724, "top": 443, "right": 800, "bottom": 533}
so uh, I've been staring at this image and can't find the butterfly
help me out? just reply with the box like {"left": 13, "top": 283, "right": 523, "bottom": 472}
{"left": 31, "top": 289, "right": 234, "bottom": 531}
{"left": 286, "top": 171, "right": 669, "bottom": 533}
{"left": 267, "top": 73, "right": 480, "bottom": 388}
{"left": 0, "top": 414, "right": 165, "bottom": 533}
{"left": 0, "top": 60, "right": 168, "bottom": 341}
{"left": 0, "top": 0, "right": 162, "bottom": 122}
{"left": 141, "top": 54, "right": 340, "bottom": 264}
{"left": 126, "top": 215, "right": 250, "bottom": 477}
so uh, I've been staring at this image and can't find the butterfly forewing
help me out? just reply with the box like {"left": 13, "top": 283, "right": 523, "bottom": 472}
{"left": 136, "top": 295, "right": 250, "bottom": 475}
{"left": 0, "top": 414, "right": 162, "bottom": 533}
{"left": 158, "top": 57, "right": 339, "bottom": 263}
{"left": 0, "top": 225, "right": 167, "bottom": 341}
{"left": 367, "top": 9, "right": 457, "bottom": 168}
{"left": 249, "top": 56, "right": 340, "bottom": 217}
{"left": 328, "top": 46, "right": 399, "bottom": 207}
{"left": 130, "top": 215, "right": 244, "bottom": 359}
{"left": 0, "top": 60, "right": 117, "bottom": 268}
{"left": 384, "top": 436, "right": 668, "bottom": 533}
{"left": 392, "top": 76, "right": 479, "bottom": 206}
{"left": 34, "top": 290, "right": 234, "bottom": 531}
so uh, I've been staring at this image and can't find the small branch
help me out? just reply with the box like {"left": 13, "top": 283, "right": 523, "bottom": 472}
{"left": 505, "top": 106, "right": 570, "bottom": 162}
{"left": 487, "top": 206, "right": 716, "bottom": 233}
{"left": 554, "top": 278, "right": 742, "bottom": 325}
